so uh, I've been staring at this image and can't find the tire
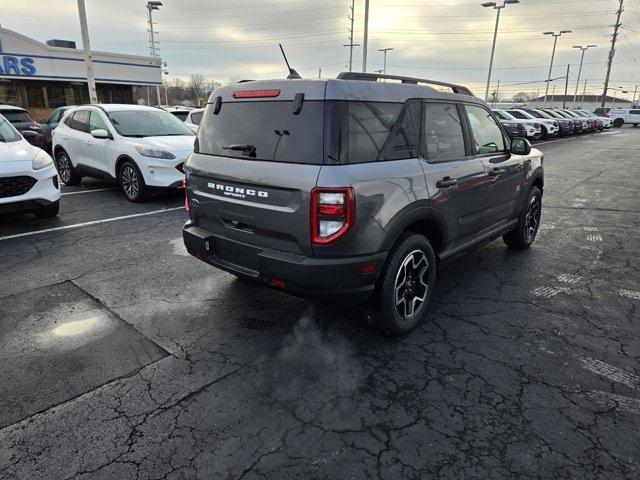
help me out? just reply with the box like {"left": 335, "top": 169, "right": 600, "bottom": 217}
{"left": 55, "top": 150, "right": 82, "bottom": 186}
{"left": 118, "top": 160, "right": 149, "bottom": 202}
{"left": 369, "top": 233, "right": 437, "bottom": 336}
{"left": 503, "top": 186, "right": 542, "bottom": 249}
{"left": 613, "top": 118, "right": 624, "bottom": 128}
{"left": 34, "top": 200, "right": 59, "bottom": 218}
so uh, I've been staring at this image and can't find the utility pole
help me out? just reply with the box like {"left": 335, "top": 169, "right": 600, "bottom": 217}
{"left": 563, "top": 64, "right": 570, "bottom": 108}
{"left": 482, "top": 1, "right": 520, "bottom": 102}
{"left": 378, "top": 48, "right": 394, "bottom": 74}
{"left": 581, "top": 79, "right": 587, "bottom": 109}
{"left": 77, "top": 0, "right": 98, "bottom": 104}
{"left": 602, "top": 0, "right": 624, "bottom": 108}
{"left": 146, "top": 1, "right": 163, "bottom": 106}
{"left": 633, "top": 84, "right": 638, "bottom": 105}
{"left": 344, "top": 0, "right": 358, "bottom": 72}
{"left": 362, "top": 0, "right": 370, "bottom": 72}
{"left": 543, "top": 30, "right": 572, "bottom": 106}
{"left": 573, "top": 45, "right": 597, "bottom": 106}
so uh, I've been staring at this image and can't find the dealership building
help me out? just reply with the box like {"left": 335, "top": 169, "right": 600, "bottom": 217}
{"left": 0, "top": 28, "right": 162, "bottom": 117}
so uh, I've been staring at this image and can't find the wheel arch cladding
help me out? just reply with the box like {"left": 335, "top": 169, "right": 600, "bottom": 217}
{"left": 53, "top": 145, "right": 67, "bottom": 158}
{"left": 383, "top": 207, "right": 447, "bottom": 256}
{"left": 532, "top": 176, "right": 543, "bottom": 193}
{"left": 116, "top": 155, "right": 137, "bottom": 176}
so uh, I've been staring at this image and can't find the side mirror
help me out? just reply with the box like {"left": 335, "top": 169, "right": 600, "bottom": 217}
{"left": 91, "top": 129, "right": 110, "bottom": 139}
{"left": 511, "top": 137, "right": 531, "bottom": 156}
{"left": 22, "top": 130, "right": 38, "bottom": 139}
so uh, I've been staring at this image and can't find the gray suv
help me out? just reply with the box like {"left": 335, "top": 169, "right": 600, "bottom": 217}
{"left": 182, "top": 72, "right": 544, "bottom": 335}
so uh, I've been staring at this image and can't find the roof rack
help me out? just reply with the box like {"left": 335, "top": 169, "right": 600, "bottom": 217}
{"left": 336, "top": 72, "right": 473, "bottom": 96}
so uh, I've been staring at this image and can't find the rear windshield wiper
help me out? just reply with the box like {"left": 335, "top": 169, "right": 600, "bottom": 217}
{"left": 223, "top": 144, "right": 256, "bottom": 158}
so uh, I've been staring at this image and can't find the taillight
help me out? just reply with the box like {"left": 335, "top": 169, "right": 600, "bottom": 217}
{"left": 183, "top": 175, "right": 189, "bottom": 213}
{"left": 232, "top": 89, "right": 281, "bottom": 99}
{"left": 311, "top": 187, "right": 355, "bottom": 245}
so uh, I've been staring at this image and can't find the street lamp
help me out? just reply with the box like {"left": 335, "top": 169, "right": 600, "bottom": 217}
{"left": 146, "top": 1, "right": 163, "bottom": 106}
{"left": 572, "top": 45, "right": 596, "bottom": 105}
{"left": 378, "top": 48, "right": 394, "bottom": 74}
{"left": 543, "top": 30, "right": 572, "bottom": 106}
{"left": 482, "top": 0, "right": 520, "bottom": 102}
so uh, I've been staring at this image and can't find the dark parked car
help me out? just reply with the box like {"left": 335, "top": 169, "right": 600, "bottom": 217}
{"left": 182, "top": 72, "right": 544, "bottom": 335}
{"left": 40, "top": 105, "right": 75, "bottom": 152}
{"left": 543, "top": 109, "right": 584, "bottom": 134}
{"left": 0, "top": 105, "right": 47, "bottom": 150}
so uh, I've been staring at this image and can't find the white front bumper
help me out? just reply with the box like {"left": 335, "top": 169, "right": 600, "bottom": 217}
{"left": 137, "top": 155, "right": 186, "bottom": 188}
{"left": 0, "top": 162, "right": 60, "bottom": 208}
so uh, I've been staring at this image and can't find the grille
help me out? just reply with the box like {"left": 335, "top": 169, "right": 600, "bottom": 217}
{"left": 0, "top": 176, "right": 37, "bottom": 198}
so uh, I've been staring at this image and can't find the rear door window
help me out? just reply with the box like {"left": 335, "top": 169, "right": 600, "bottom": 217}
{"left": 465, "top": 105, "right": 506, "bottom": 155}
{"left": 421, "top": 102, "right": 466, "bottom": 162}
{"left": 198, "top": 100, "right": 324, "bottom": 164}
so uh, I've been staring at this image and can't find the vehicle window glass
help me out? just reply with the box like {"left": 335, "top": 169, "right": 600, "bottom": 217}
{"left": 0, "top": 115, "right": 22, "bottom": 142}
{"left": 630, "top": 110, "right": 640, "bottom": 115}
{"left": 1, "top": 110, "right": 33, "bottom": 124}
{"left": 46, "top": 109, "right": 60, "bottom": 124}
{"left": 465, "top": 105, "right": 505, "bottom": 155}
{"left": 422, "top": 102, "right": 466, "bottom": 162}
{"left": 532, "top": 110, "right": 552, "bottom": 119}
{"left": 89, "top": 111, "right": 109, "bottom": 132}
{"left": 108, "top": 109, "right": 194, "bottom": 137}
{"left": 198, "top": 100, "right": 323, "bottom": 164}
{"left": 71, "top": 110, "right": 90, "bottom": 133}
{"left": 64, "top": 112, "right": 75, "bottom": 127}
{"left": 191, "top": 111, "right": 204, "bottom": 125}
{"left": 377, "top": 99, "right": 421, "bottom": 161}
{"left": 493, "top": 111, "right": 506, "bottom": 120}
{"left": 507, "top": 110, "right": 526, "bottom": 119}
{"left": 172, "top": 112, "right": 189, "bottom": 121}
{"left": 346, "top": 102, "right": 403, "bottom": 164}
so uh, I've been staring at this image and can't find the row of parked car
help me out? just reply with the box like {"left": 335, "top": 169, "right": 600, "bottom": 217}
{"left": 0, "top": 92, "right": 632, "bottom": 223}
{"left": 492, "top": 106, "right": 613, "bottom": 140}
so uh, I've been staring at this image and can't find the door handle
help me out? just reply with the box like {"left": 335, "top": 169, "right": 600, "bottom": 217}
{"left": 488, "top": 168, "right": 503, "bottom": 177}
{"left": 62, "top": 135, "right": 69, "bottom": 140}
{"left": 85, "top": 140, "right": 92, "bottom": 145}
{"left": 436, "top": 176, "right": 458, "bottom": 188}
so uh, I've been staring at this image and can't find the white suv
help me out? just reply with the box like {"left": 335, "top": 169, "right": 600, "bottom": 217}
{"left": 0, "top": 114, "right": 60, "bottom": 217}
{"left": 607, "top": 108, "right": 640, "bottom": 128}
{"left": 52, "top": 105, "right": 195, "bottom": 202}
{"left": 184, "top": 108, "right": 204, "bottom": 133}
{"left": 507, "top": 109, "right": 559, "bottom": 138}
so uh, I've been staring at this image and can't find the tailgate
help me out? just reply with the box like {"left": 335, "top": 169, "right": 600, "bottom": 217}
{"left": 187, "top": 153, "right": 320, "bottom": 256}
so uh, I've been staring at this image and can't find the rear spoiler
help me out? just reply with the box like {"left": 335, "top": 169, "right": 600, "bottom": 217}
{"left": 337, "top": 72, "right": 473, "bottom": 96}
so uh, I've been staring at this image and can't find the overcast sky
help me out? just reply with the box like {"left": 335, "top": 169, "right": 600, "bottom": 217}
{"left": 3, "top": 0, "right": 640, "bottom": 98}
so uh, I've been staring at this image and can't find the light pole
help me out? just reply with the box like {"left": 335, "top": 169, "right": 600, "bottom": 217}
{"left": 482, "top": 0, "right": 520, "bottom": 102}
{"left": 572, "top": 45, "right": 596, "bottom": 106}
{"left": 362, "top": 0, "right": 370, "bottom": 72}
{"left": 76, "top": 0, "right": 98, "bottom": 104}
{"left": 543, "top": 30, "right": 572, "bottom": 106}
{"left": 378, "top": 48, "right": 394, "bottom": 74}
{"left": 146, "top": 1, "right": 163, "bottom": 106}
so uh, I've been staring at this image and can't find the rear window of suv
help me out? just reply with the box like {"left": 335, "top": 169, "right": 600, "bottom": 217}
{"left": 1, "top": 110, "right": 33, "bottom": 124}
{"left": 198, "top": 100, "right": 324, "bottom": 164}
{"left": 197, "top": 98, "right": 420, "bottom": 165}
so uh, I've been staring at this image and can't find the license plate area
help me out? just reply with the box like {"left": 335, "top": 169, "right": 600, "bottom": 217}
{"left": 214, "top": 237, "right": 260, "bottom": 271}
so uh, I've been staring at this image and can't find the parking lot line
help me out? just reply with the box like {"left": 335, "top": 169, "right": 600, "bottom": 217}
{"left": 60, "top": 187, "right": 118, "bottom": 196}
{"left": 0, "top": 207, "right": 184, "bottom": 242}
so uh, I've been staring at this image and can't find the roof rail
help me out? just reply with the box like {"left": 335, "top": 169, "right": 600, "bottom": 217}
{"left": 336, "top": 72, "right": 473, "bottom": 96}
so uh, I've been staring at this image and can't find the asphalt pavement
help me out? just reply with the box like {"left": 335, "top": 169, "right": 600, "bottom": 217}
{"left": 1, "top": 128, "right": 639, "bottom": 479}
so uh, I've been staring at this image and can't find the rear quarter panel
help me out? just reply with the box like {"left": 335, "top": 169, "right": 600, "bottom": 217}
{"left": 314, "top": 158, "right": 429, "bottom": 256}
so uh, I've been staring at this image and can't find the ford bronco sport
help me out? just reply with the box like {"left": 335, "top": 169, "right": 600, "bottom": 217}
{"left": 182, "top": 72, "right": 544, "bottom": 335}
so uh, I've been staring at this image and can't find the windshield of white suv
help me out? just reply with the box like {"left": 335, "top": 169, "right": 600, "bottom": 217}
{"left": 0, "top": 115, "right": 22, "bottom": 142}
{"left": 493, "top": 110, "right": 517, "bottom": 120}
{"left": 508, "top": 110, "right": 535, "bottom": 120}
{"left": 108, "top": 110, "right": 195, "bottom": 137}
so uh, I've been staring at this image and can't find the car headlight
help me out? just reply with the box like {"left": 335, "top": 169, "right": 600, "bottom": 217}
{"left": 135, "top": 145, "right": 176, "bottom": 159}
{"left": 32, "top": 150, "right": 54, "bottom": 170}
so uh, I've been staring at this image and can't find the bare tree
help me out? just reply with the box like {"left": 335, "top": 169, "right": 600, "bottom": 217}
{"left": 512, "top": 91, "right": 534, "bottom": 103}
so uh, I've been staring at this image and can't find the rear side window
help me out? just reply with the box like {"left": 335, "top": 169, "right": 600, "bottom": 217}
{"left": 198, "top": 100, "right": 324, "bottom": 164}
{"left": 422, "top": 103, "right": 466, "bottom": 162}
{"left": 345, "top": 102, "right": 403, "bottom": 163}
{"left": 630, "top": 110, "right": 640, "bottom": 115}
{"left": 465, "top": 105, "right": 505, "bottom": 155}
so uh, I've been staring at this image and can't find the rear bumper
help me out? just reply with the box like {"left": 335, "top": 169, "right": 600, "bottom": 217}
{"left": 182, "top": 221, "right": 386, "bottom": 305}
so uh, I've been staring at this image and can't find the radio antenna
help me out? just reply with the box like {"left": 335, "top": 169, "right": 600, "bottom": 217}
{"left": 279, "top": 43, "right": 301, "bottom": 79}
